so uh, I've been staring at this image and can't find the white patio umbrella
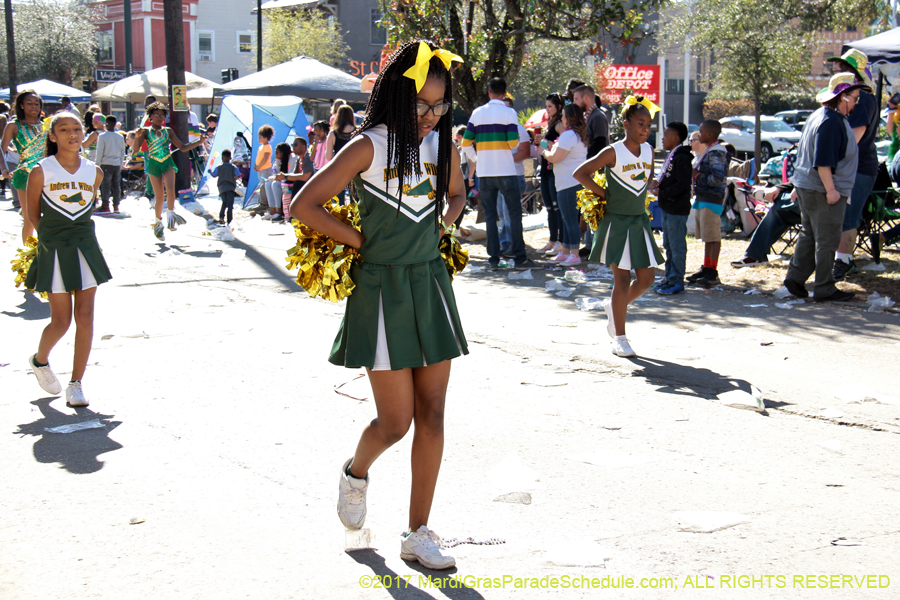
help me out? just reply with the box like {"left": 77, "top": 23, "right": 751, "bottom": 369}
{"left": 91, "top": 67, "right": 222, "bottom": 105}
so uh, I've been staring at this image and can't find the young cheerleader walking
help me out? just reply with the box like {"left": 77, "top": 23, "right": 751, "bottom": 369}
{"left": 574, "top": 97, "right": 664, "bottom": 358}
{"left": 1, "top": 90, "right": 48, "bottom": 244}
{"left": 291, "top": 40, "right": 467, "bottom": 570}
{"left": 132, "top": 102, "right": 204, "bottom": 241}
{"left": 23, "top": 112, "right": 112, "bottom": 407}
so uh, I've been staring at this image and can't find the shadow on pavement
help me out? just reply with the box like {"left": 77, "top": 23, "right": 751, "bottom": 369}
{"left": 13, "top": 399, "right": 123, "bottom": 474}
{"left": 628, "top": 356, "right": 790, "bottom": 408}
{"left": 349, "top": 549, "right": 485, "bottom": 600}
{"left": 1, "top": 291, "right": 51, "bottom": 320}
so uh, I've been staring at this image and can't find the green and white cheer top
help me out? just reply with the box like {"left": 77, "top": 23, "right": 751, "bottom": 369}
{"left": 329, "top": 124, "right": 468, "bottom": 371}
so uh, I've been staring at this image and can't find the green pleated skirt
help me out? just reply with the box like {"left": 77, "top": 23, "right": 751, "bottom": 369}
{"left": 589, "top": 213, "right": 665, "bottom": 269}
{"left": 329, "top": 256, "right": 468, "bottom": 370}
{"left": 146, "top": 155, "right": 176, "bottom": 178}
{"left": 25, "top": 237, "right": 112, "bottom": 293}
{"left": 12, "top": 169, "right": 29, "bottom": 190}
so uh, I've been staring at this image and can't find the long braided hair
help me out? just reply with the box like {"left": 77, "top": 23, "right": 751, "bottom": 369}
{"left": 357, "top": 40, "right": 455, "bottom": 228}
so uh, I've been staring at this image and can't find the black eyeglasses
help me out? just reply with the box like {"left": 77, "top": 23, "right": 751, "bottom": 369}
{"left": 416, "top": 101, "right": 452, "bottom": 117}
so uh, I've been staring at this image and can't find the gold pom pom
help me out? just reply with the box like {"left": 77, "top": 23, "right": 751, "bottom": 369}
{"left": 576, "top": 171, "right": 608, "bottom": 231}
{"left": 285, "top": 200, "right": 360, "bottom": 303}
{"left": 439, "top": 226, "right": 469, "bottom": 280}
{"left": 10, "top": 236, "right": 46, "bottom": 299}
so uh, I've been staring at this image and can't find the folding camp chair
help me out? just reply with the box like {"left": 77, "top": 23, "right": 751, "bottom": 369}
{"left": 857, "top": 187, "right": 900, "bottom": 255}
{"left": 521, "top": 157, "right": 543, "bottom": 215}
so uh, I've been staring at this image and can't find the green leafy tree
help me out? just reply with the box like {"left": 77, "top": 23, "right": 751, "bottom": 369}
{"left": 0, "top": 0, "right": 97, "bottom": 87}
{"left": 378, "top": 0, "right": 665, "bottom": 114}
{"left": 662, "top": 0, "right": 885, "bottom": 171}
{"left": 508, "top": 40, "right": 595, "bottom": 110}
{"left": 262, "top": 8, "right": 350, "bottom": 69}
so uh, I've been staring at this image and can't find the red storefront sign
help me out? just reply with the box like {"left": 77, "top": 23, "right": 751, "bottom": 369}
{"left": 599, "top": 65, "right": 660, "bottom": 104}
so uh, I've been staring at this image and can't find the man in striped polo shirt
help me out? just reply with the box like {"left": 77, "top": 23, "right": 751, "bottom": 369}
{"left": 462, "top": 78, "right": 536, "bottom": 270}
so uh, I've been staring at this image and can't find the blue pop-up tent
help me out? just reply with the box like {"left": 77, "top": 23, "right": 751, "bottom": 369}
{"left": 199, "top": 95, "right": 310, "bottom": 207}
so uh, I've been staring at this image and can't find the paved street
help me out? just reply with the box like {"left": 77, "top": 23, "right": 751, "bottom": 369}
{"left": 1, "top": 195, "right": 899, "bottom": 599}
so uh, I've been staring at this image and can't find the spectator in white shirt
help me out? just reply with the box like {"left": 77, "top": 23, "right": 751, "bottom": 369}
{"left": 94, "top": 115, "right": 127, "bottom": 213}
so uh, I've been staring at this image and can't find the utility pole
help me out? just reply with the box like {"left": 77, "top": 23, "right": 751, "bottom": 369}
{"left": 163, "top": 0, "right": 191, "bottom": 192}
{"left": 4, "top": 0, "right": 17, "bottom": 101}
{"left": 124, "top": 0, "right": 134, "bottom": 129}
{"left": 257, "top": 0, "right": 262, "bottom": 71}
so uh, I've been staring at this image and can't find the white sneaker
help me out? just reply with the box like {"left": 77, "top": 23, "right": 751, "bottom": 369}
{"left": 261, "top": 213, "right": 273, "bottom": 221}
{"left": 400, "top": 526, "right": 456, "bottom": 570}
{"left": 28, "top": 354, "right": 61, "bottom": 395}
{"left": 66, "top": 381, "right": 89, "bottom": 407}
{"left": 562, "top": 254, "right": 582, "bottom": 265}
{"left": 604, "top": 300, "right": 616, "bottom": 339}
{"left": 612, "top": 336, "right": 636, "bottom": 357}
{"left": 337, "top": 458, "right": 368, "bottom": 529}
{"left": 545, "top": 241, "right": 563, "bottom": 255}
{"left": 152, "top": 219, "right": 165, "bottom": 241}
{"left": 551, "top": 251, "right": 568, "bottom": 262}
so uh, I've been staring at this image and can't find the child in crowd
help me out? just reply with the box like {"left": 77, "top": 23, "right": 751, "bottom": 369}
{"left": 24, "top": 112, "right": 112, "bottom": 407}
{"left": 254, "top": 125, "right": 274, "bottom": 212}
{"left": 210, "top": 149, "right": 237, "bottom": 226}
{"left": 650, "top": 121, "right": 693, "bottom": 295}
{"left": 291, "top": 39, "right": 467, "bottom": 570}
{"left": 574, "top": 96, "right": 664, "bottom": 358}
{"left": 262, "top": 142, "right": 290, "bottom": 222}
{"left": 310, "top": 121, "right": 329, "bottom": 171}
{"left": 687, "top": 120, "right": 728, "bottom": 288}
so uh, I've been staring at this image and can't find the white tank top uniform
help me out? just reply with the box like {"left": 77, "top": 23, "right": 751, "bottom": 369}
{"left": 587, "top": 141, "right": 665, "bottom": 270}
{"left": 24, "top": 155, "right": 112, "bottom": 293}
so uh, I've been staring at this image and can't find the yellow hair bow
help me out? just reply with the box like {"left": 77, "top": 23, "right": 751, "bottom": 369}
{"left": 621, "top": 95, "right": 661, "bottom": 118}
{"left": 403, "top": 41, "right": 463, "bottom": 92}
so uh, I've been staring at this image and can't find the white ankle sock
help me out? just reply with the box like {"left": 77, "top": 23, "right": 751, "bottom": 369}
{"left": 835, "top": 252, "right": 852, "bottom": 263}
{"left": 615, "top": 335, "right": 627, "bottom": 341}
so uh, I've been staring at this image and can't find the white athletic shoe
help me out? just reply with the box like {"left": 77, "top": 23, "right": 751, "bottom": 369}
{"left": 66, "top": 381, "right": 89, "bottom": 407}
{"left": 400, "top": 526, "right": 456, "bottom": 570}
{"left": 152, "top": 219, "right": 165, "bottom": 241}
{"left": 605, "top": 300, "right": 616, "bottom": 339}
{"left": 612, "top": 336, "right": 636, "bottom": 358}
{"left": 261, "top": 213, "right": 274, "bottom": 221}
{"left": 166, "top": 211, "right": 185, "bottom": 230}
{"left": 28, "top": 354, "right": 61, "bottom": 395}
{"left": 337, "top": 458, "right": 368, "bottom": 530}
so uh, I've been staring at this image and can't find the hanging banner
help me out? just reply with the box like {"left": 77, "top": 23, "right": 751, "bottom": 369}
{"left": 598, "top": 65, "right": 661, "bottom": 104}
{"left": 171, "top": 85, "right": 189, "bottom": 111}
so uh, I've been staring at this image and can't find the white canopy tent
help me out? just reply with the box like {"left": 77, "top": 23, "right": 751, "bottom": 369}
{"left": 218, "top": 56, "right": 368, "bottom": 102}
{"left": 91, "top": 67, "right": 222, "bottom": 105}
{"left": 0, "top": 79, "right": 90, "bottom": 103}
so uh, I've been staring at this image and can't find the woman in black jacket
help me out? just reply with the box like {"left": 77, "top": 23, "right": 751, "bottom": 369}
{"left": 650, "top": 121, "right": 693, "bottom": 294}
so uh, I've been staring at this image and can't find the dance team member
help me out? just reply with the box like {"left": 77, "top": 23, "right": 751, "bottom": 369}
{"left": 291, "top": 40, "right": 467, "bottom": 569}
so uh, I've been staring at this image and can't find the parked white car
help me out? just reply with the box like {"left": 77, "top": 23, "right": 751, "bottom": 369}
{"left": 718, "top": 116, "right": 802, "bottom": 163}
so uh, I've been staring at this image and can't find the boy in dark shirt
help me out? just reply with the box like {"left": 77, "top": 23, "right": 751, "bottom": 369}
{"left": 210, "top": 149, "right": 238, "bottom": 225}
{"left": 650, "top": 121, "right": 693, "bottom": 294}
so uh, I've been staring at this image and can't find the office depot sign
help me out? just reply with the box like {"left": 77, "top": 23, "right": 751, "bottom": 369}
{"left": 599, "top": 65, "right": 660, "bottom": 104}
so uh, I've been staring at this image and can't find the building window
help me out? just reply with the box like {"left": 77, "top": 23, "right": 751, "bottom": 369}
{"left": 237, "top": 31, "right": 253, "bottom": 54}
{"left": 198, "top": 30, "right": 214, "bottom": 62}
{"left": 371, "top": 8, "right": 386, "bottom": 45}
{"left": 847, "top": 25, "right": 857, "bottom": 32}
{"left": 97, "top": 30, "right": 113, "bottom": 63}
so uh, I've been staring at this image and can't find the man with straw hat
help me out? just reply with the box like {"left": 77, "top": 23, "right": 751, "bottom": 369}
{"left": 826, "top": 49, "right": 879, "bottom": 280}
{"left": 782, "top": 72, "right": 871, "bottom": 302}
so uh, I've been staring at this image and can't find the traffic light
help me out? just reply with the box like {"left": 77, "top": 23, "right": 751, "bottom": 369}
{"left": 82, "top": 79, "right": 92, "bottom": 93}
{"left": 221, "top": 68, "right": 239, "bottom": 83}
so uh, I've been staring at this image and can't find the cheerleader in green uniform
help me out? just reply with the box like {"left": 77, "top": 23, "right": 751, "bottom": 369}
{"left": 291, "top": 40, "right": 467, "bottom": 570}
{"left": 23, "top": 112, "right": 111, "bottom": 407}
{"left": 132, "top": 102, "right": 204, "bottom": 241}
{"left": 1, "top": 90, "right": 48, "bottom": 244}
{"left": 575, "top": 97, "right": 664, "bottom": 358}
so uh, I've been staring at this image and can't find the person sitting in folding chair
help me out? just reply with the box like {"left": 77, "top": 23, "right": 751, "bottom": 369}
{"left": 731, "top": 183, "right": 799, "bottom": 267}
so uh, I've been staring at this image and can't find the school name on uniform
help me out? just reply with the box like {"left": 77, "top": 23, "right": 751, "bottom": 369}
{"left": 382, "top": 162, "right": 438, "bottom": 182}
{"left": 49, "top": 181, "right": 94, "bottom": 193}
{"left": 621, "top": 161, "right": 653, "bottom": 173}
